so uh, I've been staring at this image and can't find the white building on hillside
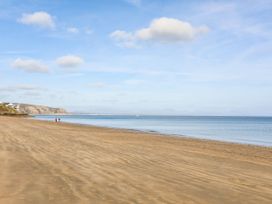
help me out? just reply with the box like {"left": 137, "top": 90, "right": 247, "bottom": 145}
{"left": 7, "top": 103, "right": 14, "bottom": 107}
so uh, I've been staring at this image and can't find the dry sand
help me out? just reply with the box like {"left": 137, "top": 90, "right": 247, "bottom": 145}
{"left": 0, "top": 116, "right": 272, "bottom": 204}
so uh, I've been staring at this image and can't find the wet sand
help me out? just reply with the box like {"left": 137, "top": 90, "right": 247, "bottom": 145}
{"left": 0, "top": 116, "right": 272, "bottom": 204}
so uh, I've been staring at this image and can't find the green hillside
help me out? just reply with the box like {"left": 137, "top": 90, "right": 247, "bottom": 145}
{"left": 0, "top": 104, "right": 18, "bottom": 115}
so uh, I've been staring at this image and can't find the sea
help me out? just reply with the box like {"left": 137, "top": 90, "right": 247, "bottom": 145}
{"left": 33, "top": 115, "right": 272, "bottom": 147}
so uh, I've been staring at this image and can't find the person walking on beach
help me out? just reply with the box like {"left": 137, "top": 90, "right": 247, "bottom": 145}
{"left": 58, "top": 118, "right": 61, "bottom": 122}
{"left": 55, "top": 118, "right": 57, "bottom": 122}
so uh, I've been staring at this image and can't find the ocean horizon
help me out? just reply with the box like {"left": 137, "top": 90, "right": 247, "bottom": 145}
{"left": 33, "top": 115, "right": 272, "bottom": 147}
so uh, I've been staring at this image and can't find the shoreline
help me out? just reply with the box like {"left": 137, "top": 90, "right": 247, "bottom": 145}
{"left": 1, "top": 116, "right": 272, "bottom": 203}
{"left": 32, "top": 117, "right": 272, "bottom": 148}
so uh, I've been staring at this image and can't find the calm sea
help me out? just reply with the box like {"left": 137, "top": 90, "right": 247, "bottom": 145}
{"left": 33, "top": 115, "right": 272, "bottom": 147}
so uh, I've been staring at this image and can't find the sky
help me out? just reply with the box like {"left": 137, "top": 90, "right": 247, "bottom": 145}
{"left": 0, "top": 0, "right": 272, "bottom": 115}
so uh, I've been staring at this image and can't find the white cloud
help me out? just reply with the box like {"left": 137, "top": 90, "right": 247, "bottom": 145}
{"left": 67, "top": 27, "right": 79, "bottom": 34}
{"left": 136, "top": 17, "right": 209, "bottom": 42}
{"left": 56, "top": 55, "right": 84, "bottom": 68}
{"left": 110, "top": 17, "right": 209, "bottom": 47}
{"left": 18, "top": 11, "right": 55, "bottom": 29}
{"left": 12, "top": 58, "right": 48, "bottom": 73}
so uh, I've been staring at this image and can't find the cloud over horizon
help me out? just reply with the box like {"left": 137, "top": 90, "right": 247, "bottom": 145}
{"left": 18, "top": 11, "right": 55, "bottom": 29}
{"left": 12, "top": 58, "right": 49, "bottom": 73}
{"left": 111, "top": 17, "right": 209, "bottom": 47}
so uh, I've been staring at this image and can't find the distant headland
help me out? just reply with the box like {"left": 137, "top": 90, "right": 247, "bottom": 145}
{"left": 0, "top": 102, "right": 67, "bottom": 115}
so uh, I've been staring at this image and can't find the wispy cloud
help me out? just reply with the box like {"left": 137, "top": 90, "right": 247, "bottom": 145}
{"left": 85, "top": 27, "right": 93, "bottom": 35}
{"left": 88, "top": 82, "right": 109, "bottom": 89}
{"left": 198, "top": 2, "right": 236, "bottom": 15}
{"left": 125, "top": 0, "right": 141, "bottom": 7}
{"left": 82, "top": 63, "right": 190, "bottom": 77}
{"left": 67, "top": 27, "right": 79, "bottom": 34}
{"left": 110, "top": 30, "right": 137, "bottom": 48}
{"left": 0, "top": 85, "right": 46, "bottom": 99}
{"left": 11, "top": 58, "right": 49, "bottom": 73}
{"left": 0, "top": 84, "right": 43, "bottom": 92}
{"left": 124, "top": 79, "right": 144, "bottom": 85}
{"left": 196, "top": 1, "right": 272, "bottom": 38}
{"left": 0, "top": 50, "right": 36, "bottom": 55}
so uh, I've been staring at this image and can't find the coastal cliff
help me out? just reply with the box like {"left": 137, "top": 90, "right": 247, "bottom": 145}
{"left": 0, "top": 102, "right": 67, "bottom": 115}
{"left": 14, "top": 103, "right": 68, "bottom": 115}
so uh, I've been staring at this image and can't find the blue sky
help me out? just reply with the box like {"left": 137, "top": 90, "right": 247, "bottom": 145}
{"left": 1, "top": 0, "right": 272, "bottom": 115}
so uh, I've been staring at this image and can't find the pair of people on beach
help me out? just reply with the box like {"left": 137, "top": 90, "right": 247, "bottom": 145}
{"left": 55, "top": 118, "right": 61, "bottom": 123}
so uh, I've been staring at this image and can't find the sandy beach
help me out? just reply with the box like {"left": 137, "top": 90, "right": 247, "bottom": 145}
{"left": 0, "top": 116, "right": 271, "bottom": 204}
